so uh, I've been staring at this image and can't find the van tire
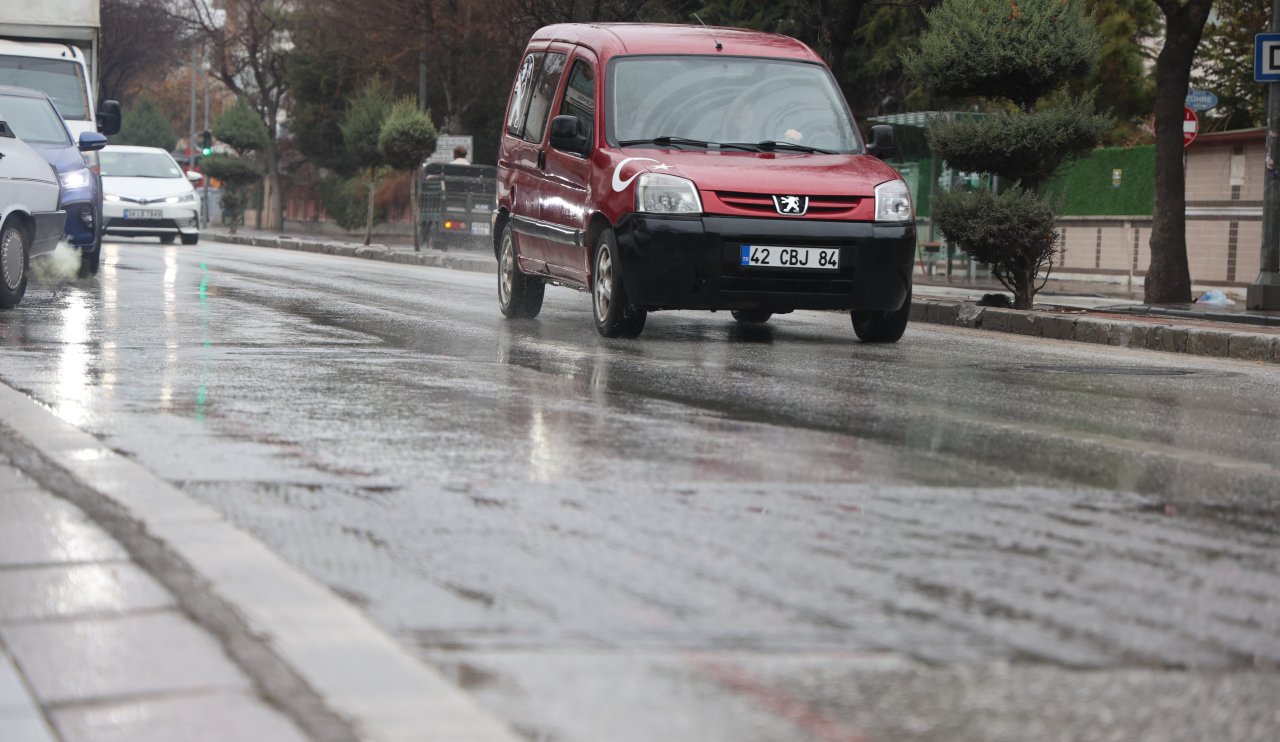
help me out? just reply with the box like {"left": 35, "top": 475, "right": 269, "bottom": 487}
{"left": 731, "top": 309, "right": 772, "bottom": 324}
{"left": 497, "top": 224, "right": 544, "bottom": 318}
{"left": 0, "top": 219, "right": 30, "bottom": 309}
{"left": 182, "top": 234, "right": 199, "bottom": 245}
{"left": 851, "top": 287, "right": 911, "bottom": 342}
{"left": 592, "top": 228, "right": 645, "bottom": 338}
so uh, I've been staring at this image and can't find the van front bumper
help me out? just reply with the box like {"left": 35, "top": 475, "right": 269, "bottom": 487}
{"left": 612, "top": 213, "right": 914, "bottom": 312}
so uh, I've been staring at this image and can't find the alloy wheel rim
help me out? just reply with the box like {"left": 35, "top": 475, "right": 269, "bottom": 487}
{"left": 500, "top": 237, "right": 514, "bottom": 306}
{"left": 594, "top": 247, "right": 613, "bottom": 318}
{"left": 1, "top": 227, "right": 22, "bottom": 291}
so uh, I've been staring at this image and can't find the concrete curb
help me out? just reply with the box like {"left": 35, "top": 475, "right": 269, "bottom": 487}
{"left": 910, "top": 299, "right": 1280, "bottom": 364}
{"left": 211, "top": 231, "right": 1277, "bottom": 365}
{"left": 216, "top": 232, "right": 494, "bottom": 275}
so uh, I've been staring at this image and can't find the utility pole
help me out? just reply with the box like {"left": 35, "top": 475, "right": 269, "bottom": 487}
{"left": 203, "top": 50, "right": 211, "bottom": 228}
{"left": 189, "top": 45, "right": 198, "bottom": 170}
{"left": 1251, "top": 0, "right": 1280, "bottom": 309}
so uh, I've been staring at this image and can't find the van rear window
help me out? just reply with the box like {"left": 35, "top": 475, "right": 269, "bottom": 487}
{"left": 607, "top": 55, "right": 858, "bottom": 153}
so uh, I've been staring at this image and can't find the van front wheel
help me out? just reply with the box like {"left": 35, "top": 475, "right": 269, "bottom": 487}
{"left": 497, "top": 225, "right": 544, "bottom": 318}
{"left": 592, "top": 228, "right": 645, "bottom": 338}
{"left": 851, "top": 287, "right": 911, "bottom": 343}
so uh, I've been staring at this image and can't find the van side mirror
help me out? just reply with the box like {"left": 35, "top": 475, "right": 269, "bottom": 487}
{"left": 78, "top": 131, "right": 108, "bottom": 152}
{"left": 97, "top": 100, "right": 122, "bottom": 136}
{"left": 865, "top": 124, "right": 896, "bottom": 160}
{"left": 549, "top": 115, "right": 588, "bottom": 155}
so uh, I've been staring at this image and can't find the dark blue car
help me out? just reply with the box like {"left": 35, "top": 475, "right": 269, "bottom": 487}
{"left": 0, "top": 85, "right": 107, "bottom": 276}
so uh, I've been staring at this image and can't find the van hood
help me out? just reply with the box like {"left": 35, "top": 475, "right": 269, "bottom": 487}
{"left": 604, "top": 148, "right": 902, "bottom": 197}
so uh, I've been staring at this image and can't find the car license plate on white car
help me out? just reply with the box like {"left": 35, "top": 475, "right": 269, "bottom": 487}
{"left": 124, "top": 209, "right": 163, "bottom": 219}
{"left": 471, "top": 222, "right": 490, "bottom": 236}
{"left": 740, "top": 245, "right": 839, "bottom": 270}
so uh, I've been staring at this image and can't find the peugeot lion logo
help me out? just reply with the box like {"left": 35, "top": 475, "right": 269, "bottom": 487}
{"left": 773, "top": 195, "right": 809, "bottom": 216}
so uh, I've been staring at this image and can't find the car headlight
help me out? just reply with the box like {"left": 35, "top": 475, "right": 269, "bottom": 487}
{"left": 104, "top": 194, "right": 122, "bottom": 202}
{"left": 164, "top": 192, "right": 197, "bottom": 204}
{"left": 59, "top": 168, "right": 93, "bottom": 191}
{"left": 636, "top": 173, "right": 702, "bottom": 214}
{"left": 874, "top": 179, "right": 913, "bottom": 223}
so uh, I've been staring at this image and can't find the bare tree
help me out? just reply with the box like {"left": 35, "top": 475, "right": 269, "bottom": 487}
{"left": 182, "top": 0, "right": 290, "bottom": 232}
{"left": 99, "top": 0, "right": 191, "bottom": 105}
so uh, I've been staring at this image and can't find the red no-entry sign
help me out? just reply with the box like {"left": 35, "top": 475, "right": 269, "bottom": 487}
{"left": 1183, "top": 106, "right": 1198, "bottom": 147}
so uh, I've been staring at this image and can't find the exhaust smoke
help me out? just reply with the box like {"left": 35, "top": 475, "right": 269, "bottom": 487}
{"left": 30, "top": 242, "right": 87, "bottom": 284}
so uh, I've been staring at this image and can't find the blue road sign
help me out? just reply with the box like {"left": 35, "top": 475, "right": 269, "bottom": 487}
{"left": 1256, "top": 33, "right": 1280, "bottom": 82}
{"left": 1185, "top": 90, "right": 1218, "bottom": 111}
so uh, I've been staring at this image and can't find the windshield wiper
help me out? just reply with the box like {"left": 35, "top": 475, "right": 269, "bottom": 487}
{"left": 618, "top": 136, "right": 714, "bottom": 148}
{"left": 753, "top": 140, "right": 835, "bottom": 154}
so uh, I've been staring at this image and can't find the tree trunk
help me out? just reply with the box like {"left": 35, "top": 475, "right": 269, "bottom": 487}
{"left": 264, "top": 142, "right": 284, "bottom": 232}
{"left": 1147, "top": 0, "right": 1215, "bottom": 304}
{"left": 411, "top": 171, "right": 421, "bottom": 252}
{"left": 364, "top": 167, "right": 376, "bottom": 246}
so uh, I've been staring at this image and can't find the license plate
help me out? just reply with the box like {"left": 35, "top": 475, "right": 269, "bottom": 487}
{"left": 740, "top": 245, "right": 839, "bottom": 270}
{"left": 471, "top": 222, "right": 491, "bottom": 236}
{"left": 124, "top": 209, "right": 162, "bottom": 219}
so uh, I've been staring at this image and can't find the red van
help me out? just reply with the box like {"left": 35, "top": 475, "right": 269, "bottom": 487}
{"left": 494, "top": 23, "right": 914, "bottom": 340}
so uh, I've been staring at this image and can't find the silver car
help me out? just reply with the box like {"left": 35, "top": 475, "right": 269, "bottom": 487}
{"left": 0, "top": 115, "right": 64, "bottom": 308}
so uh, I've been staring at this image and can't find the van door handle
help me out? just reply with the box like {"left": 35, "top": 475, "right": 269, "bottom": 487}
{"left": 537, "top": 149, "right": 546, "bottom": 170}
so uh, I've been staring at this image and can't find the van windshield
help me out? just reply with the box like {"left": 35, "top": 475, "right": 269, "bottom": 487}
{"left": 0, "top": 93, "right": 71, "bottom": 146}
{"left": 0, "top": 55, "right": 90, "bottom": 121}
{"left": 607, "top": 55, "right": 860, "bottom": 153}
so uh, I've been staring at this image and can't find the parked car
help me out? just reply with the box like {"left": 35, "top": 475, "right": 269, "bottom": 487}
{"left": 100, "top": 145, "right": 201, "bottom": 245}
{"left": 0, "top": 115, "right": 64, "bottom": 308}
{"left": 0, "top": 84, "right": 106, "bottom": 276}
{"left": 495, "top": 24, "right": 914, "bottom": 340}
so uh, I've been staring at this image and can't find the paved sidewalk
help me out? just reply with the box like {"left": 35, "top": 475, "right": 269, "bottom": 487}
{"left": 0, "top": 456, "right": 308, "bottom": 742}
{"left": 208, "top": 226, "right": 1280, "bottom": 364}
{"left": 0, "top": 382, "right": 524, "bottom": 742}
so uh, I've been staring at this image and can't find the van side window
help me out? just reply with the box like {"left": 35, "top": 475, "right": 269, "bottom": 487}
{"left": 521, "top": 53, "right": 566, "bottom": 144}
{"left": 506, "top": 52, "right": 542, "bottom": 136}
{"left": 559, "top": 60, "right": 594, "bottom": 149}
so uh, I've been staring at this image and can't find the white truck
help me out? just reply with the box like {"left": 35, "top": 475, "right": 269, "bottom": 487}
{"left": 0, "top": 1, "right": 120, "bottom": 137}
{"left": 0, "top": 1, "right": 120, "bottom": 275}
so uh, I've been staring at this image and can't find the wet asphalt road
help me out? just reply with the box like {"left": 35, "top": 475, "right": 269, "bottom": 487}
{"left": 2, "top": 239, "right": 1279, "bottom": 742}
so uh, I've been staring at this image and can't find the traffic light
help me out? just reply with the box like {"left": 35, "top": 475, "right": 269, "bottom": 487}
{"left": 198, "top": 130, "right": 213, "bottom": 156}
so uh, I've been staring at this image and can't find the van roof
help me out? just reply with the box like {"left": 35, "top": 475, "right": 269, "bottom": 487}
{"left": 529, "top": 23, "right": 823, "bottom": 64}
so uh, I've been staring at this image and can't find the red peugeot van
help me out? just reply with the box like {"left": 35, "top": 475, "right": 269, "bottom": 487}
{"left": 494, "top": 23, "right": 914, "bottom": 340}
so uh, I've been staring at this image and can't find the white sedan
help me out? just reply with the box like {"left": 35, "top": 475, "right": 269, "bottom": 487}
{"left": 1, "top": 117, "right": 64, "bottom": 308}
{"left": 100, "top": 145, "right": 201, "bottom": 244}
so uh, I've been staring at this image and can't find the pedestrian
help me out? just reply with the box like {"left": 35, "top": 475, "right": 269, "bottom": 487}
{"left": 451, "top": 145, "right": 470, "bottom": 164}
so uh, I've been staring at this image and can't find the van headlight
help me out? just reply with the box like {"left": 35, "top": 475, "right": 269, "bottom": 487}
{"left": 874, "top": 179, "right": 913, "bottom": 223}
{"left": 636, "top": 173, "right": 702, "bottom": 214}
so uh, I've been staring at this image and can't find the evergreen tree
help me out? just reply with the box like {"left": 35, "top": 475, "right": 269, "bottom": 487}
{"left": 1193, "top": 0, "right": 1270, "bottom": 132}
{"left": 204, "top": 100, "right": 270, "bottom": 234}
{"left": 212, "top": 100, "right": 269, "bottom": 154}
{"left": 113, "top": 94, "right": 176, "bottom": 152}
{"left": 904, "top": 0, "right": 1110, "bottom": 309}
{"left": 378, "top": 98, "right": 438, "bottom": 251}
{"left": 340, "top": 80, "right": 394, "bottom": 245}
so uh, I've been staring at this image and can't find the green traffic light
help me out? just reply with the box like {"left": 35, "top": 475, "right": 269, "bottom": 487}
{"left": 202, "top": 147, "right": 212, "bottom": 156}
